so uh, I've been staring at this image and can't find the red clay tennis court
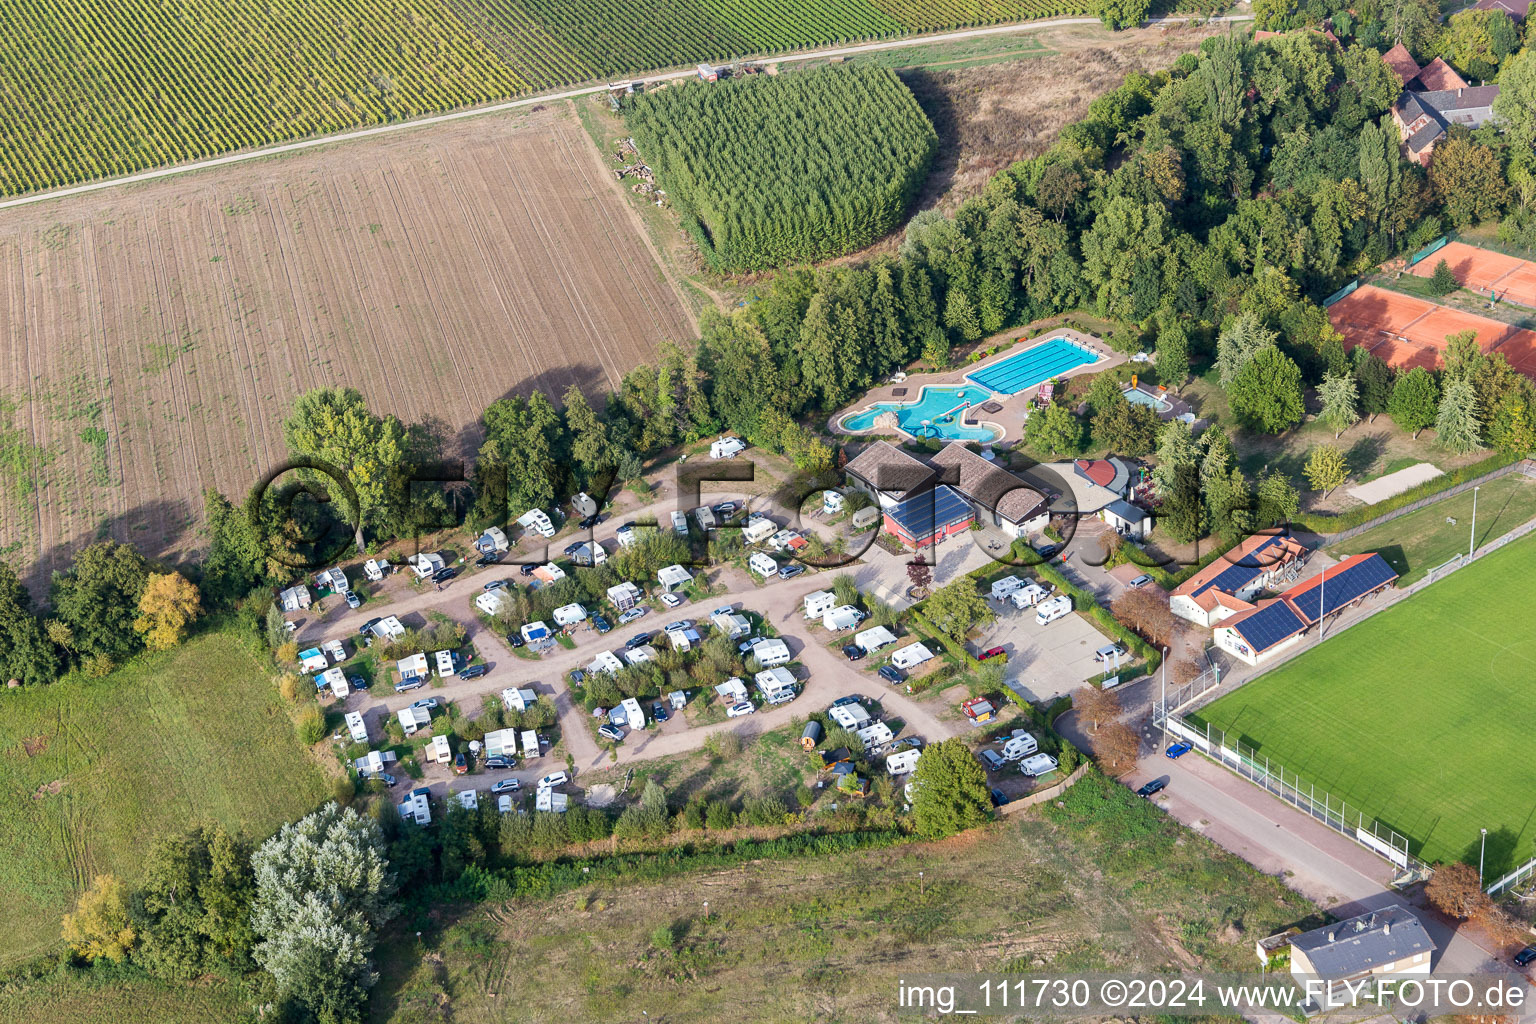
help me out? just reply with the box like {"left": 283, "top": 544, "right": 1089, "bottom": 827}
{"left": 1328, "top": 284, "right": 1518, "bottom": 372}
{"left": 1408, "top": 240, "right": 1536, "bottom": 308}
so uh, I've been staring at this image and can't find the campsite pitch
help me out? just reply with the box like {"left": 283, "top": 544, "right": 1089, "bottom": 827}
{"left": 1194, "top": 532, "right": 1536, "bottom": 870}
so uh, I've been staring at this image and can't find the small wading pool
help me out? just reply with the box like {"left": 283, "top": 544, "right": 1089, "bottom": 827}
{"left": 966, "top": 337, "right": 1099, "bottom": 394}
{"left": 1123, "top": 386, "right": 1171, "bottom": 413}
{"left": 840, "top": 384, "right": 1000, "bottom": 442}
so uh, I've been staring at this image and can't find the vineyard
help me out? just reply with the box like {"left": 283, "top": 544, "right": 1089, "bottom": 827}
{"left": 0, "top": 0, "right": 1097, "bottom": 197}
{"left": 625, "top": 65, "right": 937, "bottom": 269}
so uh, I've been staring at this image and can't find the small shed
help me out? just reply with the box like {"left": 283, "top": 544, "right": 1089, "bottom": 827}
{"left": 279, "top": 589, "right": 311, "bottom": 614}
{"left": 851, "top": 506, "right": 880, "bottom": 530}
{"left": 657, "top": 564, "right": 693, "bottom": 592}
{"left": 801, "top": 720, "right": 824, "bottom": 751}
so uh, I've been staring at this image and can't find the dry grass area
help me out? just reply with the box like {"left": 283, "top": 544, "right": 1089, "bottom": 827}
{"left": 904, "top": 23, "right": 1223, "bottom": 210}
{"left": 0, "top": 102, "right": 694, "bottom": 584}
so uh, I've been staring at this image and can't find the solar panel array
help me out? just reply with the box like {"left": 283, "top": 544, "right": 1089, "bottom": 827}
{"left": 1286, "top": 553, "right": 1399, "bottom": 623}
{"left": 888, "top": 485, "right": 973, "bottom": 539}
{"left": 1231, "top": 601, "right": 1307, "bottom": 654}
{"left": 1191, "top": 535, "right": 1284, "bottom": 598}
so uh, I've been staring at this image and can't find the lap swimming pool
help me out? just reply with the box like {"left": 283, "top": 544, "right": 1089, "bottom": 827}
{"left": 967, "top": 337, "right": 1099, "bottom": 394}
{"left": 839, "top": 384, "right": 999, "bottom": 442}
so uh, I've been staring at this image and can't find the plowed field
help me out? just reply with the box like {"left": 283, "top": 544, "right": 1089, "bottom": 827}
{"left": 0, "top": 104, "right": 693, "bottom": 583}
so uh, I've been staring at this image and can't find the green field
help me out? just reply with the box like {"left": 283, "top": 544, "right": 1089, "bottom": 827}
{"left": 0, "top": 631, "right": 327, "bottom": 964}
{"left": 1329, "top": 472, "right": 1536, "bottom": 585}
{"left": 1195, "top": 533, "right": 1536, "bottom": 870}
{"left": 0, "top": 968, "right": 253, "bottom": 1024}
{"left": 0, "top": 0, "right": 1099, "bottom": 197}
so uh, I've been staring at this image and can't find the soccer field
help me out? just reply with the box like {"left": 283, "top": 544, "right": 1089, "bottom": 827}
{"left": 1194, "top": 532, "right": 1536, "bottom": 872}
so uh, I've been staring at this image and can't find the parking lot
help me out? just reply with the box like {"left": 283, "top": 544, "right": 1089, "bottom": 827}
{"left": 971, "top": 598, "right": 1115, "bottom": 703}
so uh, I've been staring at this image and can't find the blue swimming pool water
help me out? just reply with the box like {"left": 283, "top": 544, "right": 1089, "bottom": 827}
{"left": 967, "top": 337, "right": 1099, "bottom": 394}
{"left": 840, "top": 384, "right": 999, "bottom": 441}
{"left": 1123, "top": 386, "right": 1171, "bottom": 412}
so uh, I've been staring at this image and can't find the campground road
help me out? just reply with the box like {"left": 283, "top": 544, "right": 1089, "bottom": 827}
{"left": 0, "top": 14, "right": 1251, "bottom": 213}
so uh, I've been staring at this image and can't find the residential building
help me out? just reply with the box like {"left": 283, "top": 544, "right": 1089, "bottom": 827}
{"left": 1472, "top": 0, "right": 1530, "bottom": 19}
{"left": 1064, "top": 457, "right": 1134, "bottom": 512}
{"left": 1393, "top": 85, "right": 1500, "bottom": 166}
{"left": 1170, "top": 533, "right": 1310, "bottom": 628}
{"left": 1287, "top": 905, "right": 1434, "bottom": 984}
{"left": 1100, "top": 498, "right": 1152, "bottom": 540}
{"left": 929, "top": 443, "right": 1049, "bottom": 539}
{"left": 844, "top": 440, "right": 935, "bottom": 508}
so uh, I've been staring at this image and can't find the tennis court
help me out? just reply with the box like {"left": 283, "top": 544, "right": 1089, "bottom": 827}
{"left": 1328, "top": 284, "right": 1516, "bottom": 371}
{"left": 1409, "top": 240, "right": 1536, "bottom": 308}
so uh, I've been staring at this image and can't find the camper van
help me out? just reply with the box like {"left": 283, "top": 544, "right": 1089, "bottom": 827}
{"left": 889, "top": 642, "right": 934, "bottom": 671}
{"left": 803, "top": 590, "right": 836, "bottom": 619}
{"left": 694, "top": 506, "right": 717, "bottom": 531}
{"left": 1001, "top": 732, "right": 1039, "bottom": 761}
{"left": 671, "top": 510, "right": 689, "bottom": 535}
{"left": 886, "top": 748, "right": 921, "bottom": 775}
{"left": 989, "top": 576, "right": 1026, "bottom": 601}
{"left": 822, "top": 490, "right": 845, "bottom": 515}
{"left": 741, "top": 515, "right": 776, "bottom": 545}
{"left": 1020, "top": 753, "right": 1060, "bottom": 777}
{"left": 1034, "top": 594, "right": 1072, "bottom": 625}
{"left": 1010, "top": 583, "right": 1050, "bottom": 609}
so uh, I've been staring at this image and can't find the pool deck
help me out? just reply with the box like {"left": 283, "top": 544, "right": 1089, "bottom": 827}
{"left": 828, "top": 328, "right": 1122, "bottom": 445}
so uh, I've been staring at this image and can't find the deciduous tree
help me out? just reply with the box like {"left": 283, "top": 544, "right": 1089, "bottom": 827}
{"left": 1304, "top": 443, "right": 1347, "bottom": 496}
{"left": 1092, "top": 721, "right": 1141, "bottom": 775}
{"left": 1390, "top": 367, "right": 1440, "bottom": 437}
{"left": 0, "top": 559, "right": 59, "bottom": 686}
{"left": 1074, "top": 684, "right": 1122, "bottom": 731}
{"left": 134, "top": 572, "right": 201, "bottom": 651}
{"left": 50, "top": 540, "right": 152, "bottom": 662}
{"left": 1230, "top": 346, "right": 1305, "bottom": 433}
{"left": 1319, "top": 372, "right": 1361, "bottom": 437}
{"left": 911, "top": 738, "right": 993, "bottom": 838}
{"left": 283, "top": 387, "right": 408, "bottom": 545}
{"left": 62, "top": 874, "right": 136, "bottom": 962}
{"left": 923, "top": 578, "right": 993, "bottom": 642}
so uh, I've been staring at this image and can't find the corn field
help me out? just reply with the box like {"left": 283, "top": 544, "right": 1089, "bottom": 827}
{"left": 0, "top": 0, "right": 1093, "bottom": 197}
{"left": 625, "top": 65, "right": 937, "bottom": 270}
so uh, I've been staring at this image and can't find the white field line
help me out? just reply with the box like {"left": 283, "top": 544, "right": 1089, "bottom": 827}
{"left": 0, "top": 15, "right": 1252, "bottom": 213}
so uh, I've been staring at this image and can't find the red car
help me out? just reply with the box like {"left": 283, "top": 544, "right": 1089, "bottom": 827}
{"left": 453, "top": 753, "right": 468, "bottom": 775}
{"left": 979, "top": 646, "right": 1006, "bottom": 661}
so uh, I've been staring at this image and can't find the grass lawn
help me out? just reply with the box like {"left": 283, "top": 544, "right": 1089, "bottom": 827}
{"left": 0, "top": 967, "right": 253, "bottom": 1023}
{"left": 1193, "top": 533, "right": 1536, "bottom": 870}
{"left": 0, "top": 631, "right": 328, "bottom": 964}
{"left": 367, "top": 772, "right": 1310, "bottom": 1023}
{"left": 1328, "top": 472, "right": 1536, "bottom": 584}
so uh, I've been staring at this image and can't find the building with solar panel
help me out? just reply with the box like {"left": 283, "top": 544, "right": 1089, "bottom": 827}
{"left": 1170, "top": 533, "right": 1310, "bottom": 628}
{"left": 882, "top": 485, "right": 975, "bottom": 550}
{"left": 1213, "top": 552, "right": 1400, "bottom": 666}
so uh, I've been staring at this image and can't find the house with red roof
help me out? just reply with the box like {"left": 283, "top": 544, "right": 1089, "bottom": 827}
{"left": 1382, "top": 45, "right": 1498, "bottom": 167}
{"left": 1170, "top": 533, "right": 1310, "bottom": 628}
{"left": 1212, "top": 552, "right": 1399, "bottom": 666}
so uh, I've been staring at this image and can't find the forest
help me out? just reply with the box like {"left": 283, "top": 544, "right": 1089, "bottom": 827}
{"left": 625, "top": 65, "right": 939, "bottom": 269}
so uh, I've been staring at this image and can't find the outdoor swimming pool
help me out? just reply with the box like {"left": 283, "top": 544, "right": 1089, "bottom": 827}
{"left": 839, "top": 384, "right": 999, "bottom": 441}
{"left": 967, "top": 337, "right": 1099, "bottom": 394}
{"left": 1123, "top": 386, "right": 1171, "bottom": 413}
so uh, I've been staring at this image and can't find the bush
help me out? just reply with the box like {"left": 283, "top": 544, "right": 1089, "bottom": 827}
{"left": 332, "top": 775, "right": 356, "bottom": 806}
{"left": 277, "top": 672, "right": 304, "bottom": 703}
{"left": 704, "top": 799, "right": 734, "bottom": 830}
{"left": 295, "top": 705, "right": 326, "bottom": 745}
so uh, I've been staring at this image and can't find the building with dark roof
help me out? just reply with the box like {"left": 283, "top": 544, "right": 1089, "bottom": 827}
{"left": 882, "top": 485, "right": 975, "bottom": 550}
{"left": 1288, "top": 905, "right": 1434, "bottom": 983}
{"left": 1100, "top": 498, "right": 1151, "bottom": 540}
{"left": 1473, "top": 0, "right": 1530, "bottom": 20}
{"left": 844, "top": 440, "right": 934, "bottom": 508}
{"left": 1392, "top": 85, "right": 1500, "bottom": 166}
{"left": 1213, "top": 552, "right": 1399, "bottom": 666}
{"left": 929, "top": 443, "right": 1049, "bottom": 539}
{"left": 1170, "top": 533, "right": 1310, "bottom": 628}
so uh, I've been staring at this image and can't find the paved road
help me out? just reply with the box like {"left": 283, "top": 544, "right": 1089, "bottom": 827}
{"left": 0, "top": 15, "right": 1252, "bottom": 213}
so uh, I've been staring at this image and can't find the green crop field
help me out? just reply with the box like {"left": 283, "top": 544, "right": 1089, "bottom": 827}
{"left": 0, "top": 0, "right": 1095, "bottom": 197}
{"left": 0, "top": 631, "right": 328, "bottom": 965}
{"left": 1194, "top": 533, "right": 1536, "bottom": 872}
{"left": 626, "top": 64, "right": 937, "bottom": 269}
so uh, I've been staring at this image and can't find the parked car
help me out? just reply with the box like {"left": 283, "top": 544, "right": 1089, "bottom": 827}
{"left": 395, "top": 679, "right": 425, "bottom": 693}
{"left": 830, "top": 695, "right": 864, "bottom": 708}
{"left": 625, "top": 632, "right": 653, "bottom": 650}
{"left": 591, "top": 614, "right": 611, "bottom": 634}
{"left": 483, "top": 756, "right": 514, "bottom": 770}
{"left": 989, "top": 787, "right": 1009, "bottom": 807}
{"left": 563, "top": 542, "right": 583, "bottom": 557}
{"left": 842, "top": 644, "right": 865, "bottom": 662}
{"left": 283, "top": 620, "right": 299, "bottom": 633}
{"left": 579, "top": 514, "right": 602, "bottom": 529}
{"left": 484, "top": 578, "right": 510, "bottom": 591}
{"left": 1128, "top": 573, "right": 1154, "bottom": 589}
{"left": 1094, "top": 643, "right": 1129, "bottom": 664}
{"left": 978, "top": 646, "right": 1006, "bottom": 661}
{"left": 617, "top": 607, "right": 647, "bottom": 625}
{"left": 778, "top": 564, "right": 806, "bottom": 580}
{"left": 652, "top": 702, "right": 669, "bottom": 723}
{"left": 358, "top": 617, "right": 382, "bottom": 636}
{"left": 1515, "top": 945, "right": 1536, "bottom": 967}
{"left": 598, "top": 724, "right": 625, "bottom": 743}
{"left": 979, "top": 749, "right": 1006, "bottom": 771}
{"left": 538, "top": 771, "right": 569, "bottom": 789}
{"left": 491, "top": 778, "right": 521, "bottom": 794}
{"left": 452, "top": 753, "right": 468, "bottom": 775}
{"left": 660, "top": 592, "right": 684, "bottom": 608}
{"left": 410, "top": 697, "right": 439, "bottom": 711}
{"left": 348, "top": 674, "right": 369, "bottom": 690}
{"left": 712, "top": 501, "right": 738, "bottom": 516}
{"left": 737, "top": 638, "right": 760, "bottom": 654}
{"left": 664, "top": 619, "right": 695, "bottom": 631}
{"left": 519, "top": 563, "right": 537, "bottom": 576}
{"left": 474, "top": 554, "right": 500, "bottom": 567}
{"left": 504, "top": 632, "right": 524, "bottom": 648}
{"left": 892, "top": 736, "right": 923, "bottom": 750}
{"left": 727, "top": 701, "right": 756, "bottom": 718}
{"left": 1165, "top": 741, "right": 1192, "bottom": 759}
{"left": 1136, "top": 778, "right": 1168, "bottom": 798}
{"left": 459, "top": 664, "right": 489, "bottom": 680}
{"left": 432, "top": 567, "right": 458, "bottom": 583}
{"left": 344, "top": 590, "right": 361, "bottom": 609}
{"left": 569, "top": 669, "right": 585, "bottom": 685}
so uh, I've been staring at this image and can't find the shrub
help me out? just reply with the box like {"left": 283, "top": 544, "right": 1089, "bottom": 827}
{"left": 295, "top": 705, "right": 326, "bottom": 745}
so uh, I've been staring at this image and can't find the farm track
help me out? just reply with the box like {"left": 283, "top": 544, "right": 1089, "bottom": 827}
{"left": 0, "top": 107, "right": 694, "bottom": 583}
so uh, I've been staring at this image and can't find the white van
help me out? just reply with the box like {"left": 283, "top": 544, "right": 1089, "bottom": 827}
{"left": 1034, "top": 594, "right": 1071, "bottom": 625}
{"left": 1002, "top": 732, "right": 1038, "bottom": 761}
